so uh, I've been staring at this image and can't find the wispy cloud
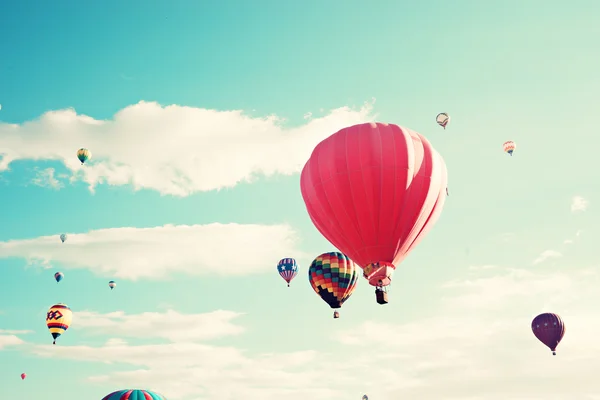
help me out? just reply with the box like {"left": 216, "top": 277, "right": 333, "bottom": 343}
{"left": 75, "top": 309, "right": 244, "bottom": 342}
{"left": 0, "top": 329, "right": 32, "bottom": 335}
{"left": 31, "top": 167, "right": 64, "bottom": 189}
{"left": 571, "top": 196, "right": 589, "bottom": 212}
{"left": 303, "top": 112, "right": 312, "bottom": 120}
{"left": 533, "top": 250, "right": 562, "bottom": 265}
{"left": 28, "top": 309, "right": 352, "bottom": 400}
{"left": 468, "top": 265, "right": 496, "bottom": 271}
{"left": 17, "top": 266, "right": 600, "bottom": 399}
{"left": 0, "top": 223, "right": 305, "bottom": 279}
{"left": 333, "top": 267, "right": 600, "bottom": 399}
{"left": 0, "top": 332, "right": 25, "bottom": 349}
{"left": 564, "top": 230, "right": 583, "bottom": 245}
{"left": 0, "top": 100, "right": 375, "bottom": 196}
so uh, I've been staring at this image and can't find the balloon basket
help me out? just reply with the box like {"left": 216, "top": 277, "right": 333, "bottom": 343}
{"left": 376, "top": 290, "right": 388, "bottom": 305}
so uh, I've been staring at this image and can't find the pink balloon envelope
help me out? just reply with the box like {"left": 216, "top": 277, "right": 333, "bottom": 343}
{"left": 300, "top": 122, "right": 447, "bottom": 303}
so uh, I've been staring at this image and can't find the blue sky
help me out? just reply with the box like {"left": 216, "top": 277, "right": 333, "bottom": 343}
{"left": 1, "top": 1, "right": 600, "bottom": 399}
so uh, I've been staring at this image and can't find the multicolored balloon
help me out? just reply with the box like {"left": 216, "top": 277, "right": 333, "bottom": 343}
{"left": 76, "top": 148, "right": 91, "bottom": 165}
{"left": 20, "top": 373, "right": 26, "bottom": 380}
{"left": 362, "top": 396, "right": 368, "bottom": 400}
{"left": 301, "top": 122, "right": 447, "bottom": 304}
{"left": 45, "top": 303, "right": 73, "bottom": 345}
{"left": 102, "top": 389, "right": 167, "bottom": 400}
{"left": 532, "top": 313, "right": 565, "bottom": 356}
{"left": 59, "top": 233, "right": 67, "bottom": 243}
{"left": 54, "top": 272, "right": 64, "bottom": 283}
{"left": 436, "top": 112, "right": 450, "bottom": 129}
{"left": 503, "top": 141, "right": 516, "bottom": 156}
{"left": 308, "top": 252, "right": 358, "bottom": 318}
{"left": 108, "top": 280, "right": 116, "bottom": 290}
{"left": 277, "top": 258, "right": 298, "bottom": 287}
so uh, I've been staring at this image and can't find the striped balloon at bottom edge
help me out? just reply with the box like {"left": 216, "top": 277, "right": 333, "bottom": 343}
{"left": 101, "top": 389, "right": 167, "bottom": 400}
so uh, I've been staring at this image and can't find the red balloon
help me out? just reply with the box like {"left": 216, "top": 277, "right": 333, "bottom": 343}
{"left": 20, "top": 373, "right": 26, "bottom": 380}
{"left": 300, "top": 122, "right": 447, "bottom": 303}
{"left": 531, "top": 313, "right": 565, "bottom": 355}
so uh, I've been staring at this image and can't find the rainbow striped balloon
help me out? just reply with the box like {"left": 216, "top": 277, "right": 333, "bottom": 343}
{"left": 308, "top": 252, "right": 358, "bottom": 318}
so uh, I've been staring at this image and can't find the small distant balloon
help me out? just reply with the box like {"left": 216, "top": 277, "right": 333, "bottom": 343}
{"left": 503, "top": 141, "right": 516, "bottom": 156}
{"left": 108, "top": 280, "right": 116, "bottom": 290}
{"left": 362, "top": 395, "right": 368, "bottom": 400}
{"left": 436, "top": 112, "right": 450, "bottom": 129}
{"left": 54, "top": 272, "right": 64, "bottom": 283}
{"left": 20, "top": 373, "right": 26, "bottom": 380}
{"left": 76, "top": 148, "right": 91, "bottom": 165}
{"left": 60, "top": 234, "right": 67, "bottom": 243}
{"left": 277, "top": 258, "right": 298, "bottom": 287}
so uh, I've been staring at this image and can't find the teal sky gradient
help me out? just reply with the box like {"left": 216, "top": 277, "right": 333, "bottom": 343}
{"left": 1, "top": 1, "right": 600, "bottom": 399}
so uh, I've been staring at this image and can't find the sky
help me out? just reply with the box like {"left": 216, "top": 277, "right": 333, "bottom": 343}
{"left": 1, "top": 0, "right": 600, "bottom": 399}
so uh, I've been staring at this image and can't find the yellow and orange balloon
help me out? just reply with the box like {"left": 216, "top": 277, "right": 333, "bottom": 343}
{"left": 45, "top": 304, "right": 73, "bottom": 344}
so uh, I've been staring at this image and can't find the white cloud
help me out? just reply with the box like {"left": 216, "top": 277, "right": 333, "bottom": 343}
{"left": 0, "top": 223, "right": 304, "bottom": 279}
{"left": 564, "top": 230, "right": 583, "bottom": 245}
{"left": 24, "top": 266, "right": 600, "bottom": 399}
{"left": 441, "top": 267, "right": 576, "bottom": 311}
{"left": 28, "top": 309, "right": 363, "bottom": 400}
{"left": 76, "top": 309, "right": 244, "bottom": 342}
{"left": 0, "top": 100, "right": 375, "bottom": 196}
{"left": 0, "top": 329, "right": 33, "bottom": 335}
{"left": 468, "top": 264, "right": 496, "bottom": 271}
{"left": 30, "top": 167, "right": 64, "bottom": 189}
{"left": 334, "top": 267, "right": 600, "bottom": 399}
{"left": 571, "top": 196, "right": 589, "bottom": 212}
{"left": 0, "top": 333, "right": 25, "bottom": 349}
{"left": 532, "top": 249, "right": 562, "bottom": 265}
{"left": 303, "top": 112, "right": 312, "bottom": 120}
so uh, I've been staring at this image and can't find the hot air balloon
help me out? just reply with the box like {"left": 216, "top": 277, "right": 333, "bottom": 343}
{"left": 102, "top": 389, "right": 167, "bottom": 400}
{"left": 108, "top": 280, "right": 116, "bottom": 290}
{"left": 532, "top": 313, "right": 565, "bottom": 355}
{"left": 436, "top": 112, "right": 450, "bottom": 129}
{"left": 277, "top": 258, "right": 298, "bottom": 287}
{"left": 45, "top": 303, "right": 72, "bottom": 344}
{"left": 54, "top": 272, "right": 64, "bottom": 283}
{"left": 60, "top": 233, "right": 67, "bottom": 243}
{"left": 362, "top": 396, "right": 368, "bottom": 400}
{"left": 301, "top": 122, "right": 447, "bottom": 305}
{"left": 20, "top": 373, "right": 26, "bottom": 380}
{"left": 76, "top": 148, "right": 91, "bottom": 165}
{"left": 503, "top": 141, "right": 515, "bottom": 156}
{"left": 308, "top": 252, "right": 358, "bottom": 318}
